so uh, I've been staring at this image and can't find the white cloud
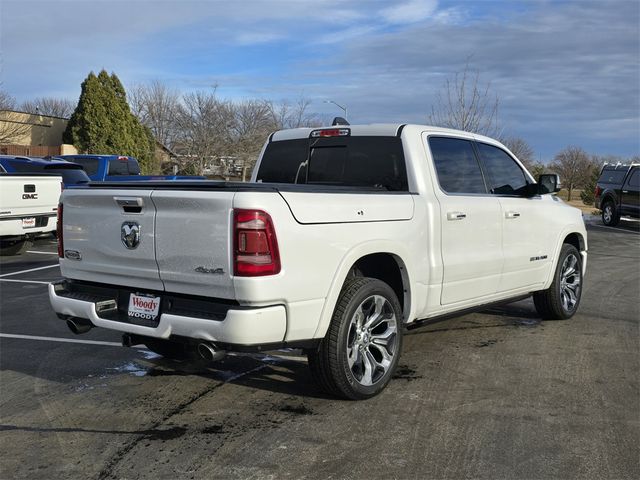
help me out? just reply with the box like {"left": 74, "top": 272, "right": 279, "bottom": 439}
{"left": 380, "top": 0, "right": 438, "bottom": 24}
{"left": 234, "top": 32, "right": 285, "bottom": 46}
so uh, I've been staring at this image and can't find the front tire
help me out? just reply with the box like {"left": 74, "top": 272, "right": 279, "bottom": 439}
{"left": 601, "top": 200, "right": 620, "bottom": 226}
{"left": 308, "top": 278, "right": 403, "bottom": 400}
{"left": 533, "top": 244, "right": 583, "bottom": 320}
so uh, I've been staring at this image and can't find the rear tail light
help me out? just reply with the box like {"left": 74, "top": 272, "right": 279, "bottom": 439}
{"left": 57, "top": 203, "right": 63, "bottom": 258}
{"left": 233, "top": 209, "right": 280, "bottom": 276}
{"left": 594, "top": 186, "right": 602, "bottom": 198}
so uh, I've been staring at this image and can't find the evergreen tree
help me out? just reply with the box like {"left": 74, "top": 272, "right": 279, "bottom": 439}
{"left": 64, "top": 70, "right": 154, "bottom": 172}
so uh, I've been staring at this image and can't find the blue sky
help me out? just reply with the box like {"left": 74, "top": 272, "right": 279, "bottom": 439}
{"left": 1, "top": 0, "right": 638, "bottom": 160}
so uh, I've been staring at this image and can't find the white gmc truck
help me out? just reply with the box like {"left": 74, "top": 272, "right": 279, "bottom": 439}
{"left": 49, "top": 124, "right": 587, "bottom": 399}
{"left": 0, "top": 173, "right": 62, "bottom": 255}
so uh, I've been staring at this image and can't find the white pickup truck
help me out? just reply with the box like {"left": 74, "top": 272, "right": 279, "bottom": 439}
{"left": 49, "top": 124, "right": 587, "bottom": 399}
{"left": 0, "top": 173, "right": 62, "bottom": 255}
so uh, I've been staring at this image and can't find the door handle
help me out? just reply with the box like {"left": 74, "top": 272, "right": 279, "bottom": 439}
{"left": 622, "top": 190, "right": 629, "bottom": 193}
{"left": 114, "top": 197, "right": 144, "bottom": 214}
{"left": 505, "top": 211, "right": 521, "bottom": 219}
{"left": 447, "top": 211, "right": 466, "bottom": 221}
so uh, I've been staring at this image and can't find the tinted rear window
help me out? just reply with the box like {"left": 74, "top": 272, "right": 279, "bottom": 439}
{"left": 599, "top": 168, "right": 628, "bottom": 184}
{"left": 108, "top": 158, "right": 131, "bottom": 175}
{"left": 71, "top": 157, "right": 100, "bottom": 176}
{"left": 256, "top": 136, "right": 408, "bottom": 191}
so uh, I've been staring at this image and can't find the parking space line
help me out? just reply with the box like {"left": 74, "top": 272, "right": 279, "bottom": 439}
{"left": 0, "top": 279, "right": 50, "bottom": 285}
{"left": 589, "top": 224, "right": 639, "bottom": 234}
{"left": 0, "top": 333, "right": 140, "bottom": 348}
{"left": 26, "top": 251, "right": 59, "bottom": 255}
{"left": 0, "top": 264, "right": 59, "bottom": 278}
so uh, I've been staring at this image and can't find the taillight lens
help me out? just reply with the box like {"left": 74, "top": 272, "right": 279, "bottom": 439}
{"left": 594, "top": 186, "right": 602, "bottom": 198}
{"left": 310, "top": 128, "right": 350, "bottom": 138}
{"left": 234, "top": 209, "right": 280, "bottom": 276}
{"left": 57, "top": 203, "right": 63, "bottom": 258}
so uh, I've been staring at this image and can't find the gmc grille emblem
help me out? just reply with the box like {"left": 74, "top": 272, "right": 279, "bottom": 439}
{"left": 121, "top": 222, "right": 141, "bottom": 249}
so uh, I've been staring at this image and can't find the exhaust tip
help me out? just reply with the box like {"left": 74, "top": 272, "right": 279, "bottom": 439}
{"left": 197, "top": 342, "right": 225, "bottom": 362}
{"left": 66, "top": 318, "right": 93, "bottom": 335}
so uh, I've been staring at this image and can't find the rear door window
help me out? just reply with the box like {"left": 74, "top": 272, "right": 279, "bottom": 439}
{"left": 476, "top": 142, "right": 529, "bottom": 195}
{"left": 257, "top": 136, "right": 408, "bottom": 191}
{"left": 428, "top": 137, "right": 487, "bottom": 194}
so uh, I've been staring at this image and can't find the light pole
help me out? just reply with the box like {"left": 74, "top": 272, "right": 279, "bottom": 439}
{"left": 324, "top": 100, "right": 347, "bottom": 119}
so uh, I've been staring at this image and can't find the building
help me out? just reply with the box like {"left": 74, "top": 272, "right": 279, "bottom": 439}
{"left": 0, "top": 110, "right": 77, "bottom": 156}
{"left": 0, "top": 110, "right": 175, "bottom": 174}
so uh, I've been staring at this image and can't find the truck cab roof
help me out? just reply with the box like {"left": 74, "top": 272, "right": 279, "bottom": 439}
{"left": 270, "top": 123, "right": 501, "bottom": 146}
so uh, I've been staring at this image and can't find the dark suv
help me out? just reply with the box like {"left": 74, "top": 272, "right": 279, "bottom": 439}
{"left": 0, "top": 155, "right": 90, "bottom": 187}
{"left": 595, "top": 164, "right": 640, "bottom": 226}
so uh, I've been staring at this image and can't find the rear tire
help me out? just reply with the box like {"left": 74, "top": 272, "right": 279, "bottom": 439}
{"left": 142, "top": 338, "right": 196, "bottom": 360}
{"left": 533, "top": 244, "right": 583, "bottom": 320}
{"left": 308, "top": 277, "right": 403, "bottom": 400}
{"left": 0, "top": 239, "right": 32, "bottom": 256}
{"left": 601, "top": 200, "right": 620, "bottom": 226}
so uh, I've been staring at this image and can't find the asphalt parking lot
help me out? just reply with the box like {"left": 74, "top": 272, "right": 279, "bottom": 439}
{"left": 1, "top": 218, "right": 638, "bottom": 480}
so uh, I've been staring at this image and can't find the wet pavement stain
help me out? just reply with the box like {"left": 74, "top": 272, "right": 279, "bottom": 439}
{"left": 0, "top": 424, "right": 187, "bottom": 441}
{"left": 393, "top": 365, "right": 423, "bottom": 381}
{"left": 279, "top": 404, "right": 314, "bottom": 415}
{"left": 146, "top": 369, "right": 193, "bottom": 377}
{"left": 201, "top": 425, "right": 224, "bottom": 434}
{"left": 475, "top": 339, "right": 498, "bottom": 348}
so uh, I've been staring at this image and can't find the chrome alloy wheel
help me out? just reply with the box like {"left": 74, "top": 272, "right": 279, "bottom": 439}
{"left": 560, "top": 253, "right": 581, "bottom": 312}
{"left": 346, "top": 294, "right": 399, "bottom": 386}
{"left": 603, "top": 204, "right": 613, "bottom": 224}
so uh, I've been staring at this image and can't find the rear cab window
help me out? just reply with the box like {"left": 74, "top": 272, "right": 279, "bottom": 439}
{"left": 256, "top": 136, "right": 408, "bottom": 191}
{"left": 108, "top": 158, "right": 131, "bottom": 175}
{"left": 70, "top": 157, "right": 100, "bottom": 176}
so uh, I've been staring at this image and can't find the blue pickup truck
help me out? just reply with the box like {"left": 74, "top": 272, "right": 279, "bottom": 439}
{"left": 55, "top": 154, "right": 202, "bottom": 182}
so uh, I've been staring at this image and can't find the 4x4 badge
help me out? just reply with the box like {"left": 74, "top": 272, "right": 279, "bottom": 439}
{"left": 121, "top": 222, "right": 141, "bottom": 249}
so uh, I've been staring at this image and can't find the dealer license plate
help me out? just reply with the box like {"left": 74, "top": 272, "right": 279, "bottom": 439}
{"left": 22, "top": 217, "right": 35, "bottom": 228}
{"left": 128, "top": 293, "right": 161, "bottom": 321}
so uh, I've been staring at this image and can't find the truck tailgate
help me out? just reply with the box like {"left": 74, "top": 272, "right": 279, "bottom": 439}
{"left": 152, "top": 190, "right": 235, "bottom": 298}
{"left": 60, "top": 189, "right": 163, "bottom": 291}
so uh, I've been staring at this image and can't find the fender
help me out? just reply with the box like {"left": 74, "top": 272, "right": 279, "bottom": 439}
{"left": 542, "top": 224, "right": 588, "bottom": 289}
{"left": 311, "top": 240, "right": 416, "bottom": 339}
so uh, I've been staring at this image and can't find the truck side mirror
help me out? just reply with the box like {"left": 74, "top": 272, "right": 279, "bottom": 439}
{"left": 538, "top": 173, "right": 561, "bottom": 194}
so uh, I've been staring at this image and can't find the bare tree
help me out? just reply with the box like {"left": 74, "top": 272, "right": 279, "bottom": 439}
{"left": 20, "top": 97, "right": 75, "bottom": 118}
{"left": 231, "top": 100, "right": 274, "bottom": 177}
{"left": 428, "top": 62, "right": 500, "bottom": 137}
{"left": 0, "top": 89, "right": 30, "bottom": 145}
{"left": 0, "top": 89, "right": 16, "bottom": 110}
{"left": 502, "top": 137, "right": 535, "bottom": 169}
{"left": 129, "top": 80, "right": 180, "bottom": 148}
{"left": 268, "top": 96, "right": 321, "bottom": 130}
{"left": 174, "top": 90, "right": 235, "bottom": 175}
{"left": 550, "top": 146, "right": 592, "bottom": 201}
